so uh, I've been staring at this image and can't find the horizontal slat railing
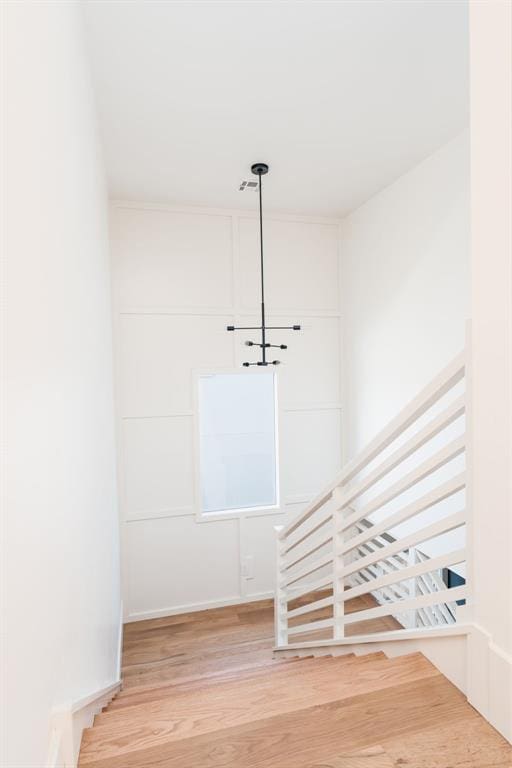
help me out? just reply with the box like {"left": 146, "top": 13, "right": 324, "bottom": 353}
{"left": 285, "top": 574, "right": 333, "bottom": 602}
{"left": 341, "top": 512, "right": 466, "bottom": 579}
{"left": 342, "top": 585, "right": 467, "bottom": 626}
{"left": 350, "top": 528, "right": 461, "bottom": 628}
{"left": 333, "top": 395, "right": 465, "bottom": 514}
{"left": 287, "top": 618, "right": 334, "bottom": 637}
{"left": 283, "top": 552, "right": 333, "bottom": 587}
{"left": 339, "top": 436, "right": 466, "bottom": 532}
{"left": 341, "top": 474, "right": 466, "bottom": 555}
{"left": 342, "top": 548, "right": 466, "bottom": 602}
{"left": 287, "top": 595, "right": 334, "bottom": 620}
{"left": 275, "top": 348, "right": 469, "bottom": 648}
{"left": 279, "top": 352, "right": 465, "bottom": 541}
{"left": 283, "top": 508, "right": 333, "bottom": 554}
{"left": 284, "top": 530, "right": 333, "bottom": 570}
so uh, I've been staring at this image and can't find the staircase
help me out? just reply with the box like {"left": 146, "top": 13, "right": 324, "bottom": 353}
{"left": 77, "top": 347, "right": 512, "bottom": 765}
{"left": 350, "top": 518, "right": 458, "bottom": 629}
{"left": 77, "top": 599, "right": 512, "bottom": 767}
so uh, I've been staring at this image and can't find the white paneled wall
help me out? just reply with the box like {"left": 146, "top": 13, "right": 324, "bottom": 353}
{"left": 111, "top": 202, "right": 343, "bottom": 620}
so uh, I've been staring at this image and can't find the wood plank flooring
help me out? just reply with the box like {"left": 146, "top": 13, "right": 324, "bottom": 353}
{"left": 79, "top": 598, "right": 512, "bottom": 768}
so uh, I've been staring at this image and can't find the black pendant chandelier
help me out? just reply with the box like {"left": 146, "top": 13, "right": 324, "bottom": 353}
{"left": 227, "top": 162, "right": 301, "bottom": 366}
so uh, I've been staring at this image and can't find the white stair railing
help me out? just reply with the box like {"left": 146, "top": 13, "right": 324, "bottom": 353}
{"left": 348, "top": 521, "right": 458, "bottom": 629}
{"left": 275, "top": 349, "right": 469, "bottom": 647}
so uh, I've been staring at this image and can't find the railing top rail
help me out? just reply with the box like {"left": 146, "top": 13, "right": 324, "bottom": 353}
{"left": 279, "top": 350, "right": 465, "bottom": 540}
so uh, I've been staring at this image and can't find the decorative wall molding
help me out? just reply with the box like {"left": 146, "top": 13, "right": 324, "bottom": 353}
{"left": 283, "top": 493, "right": 314, "bottom": 506}
{"left": 125, "top": 505, "right": 196, "bottom": 523}
{"left": 111, "top": 200, "right": 345, "bottom": 618}
{"left": 119, "top": 307, "right": 343, "bottom": 318}
{"left": 282, "top": 402, "right": 342, "bottom": 413}
{"left": 110, "top": 198, "right": 342, "bottom": 227}
{"left": 121, "top": 412, "right": 195, "bottom": 420}
{"left": 121, "top": 403, "right": 343, "bottom": 420}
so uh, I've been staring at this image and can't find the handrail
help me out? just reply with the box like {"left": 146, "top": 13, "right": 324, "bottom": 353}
{"left": 274, "top": 347, "right": 468, "bottom": 648}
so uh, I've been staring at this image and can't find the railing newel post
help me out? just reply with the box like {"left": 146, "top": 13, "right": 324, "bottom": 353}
{"left": 274, "top": 525, "right": 287, "bottom": 647}
{"left": 408, "top": 546, "right": 419, "bottom": 629}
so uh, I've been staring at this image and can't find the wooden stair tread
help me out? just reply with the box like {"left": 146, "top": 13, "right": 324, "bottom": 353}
{"left": 309, "top": 745, "right": 395, "bottom": 767}
{"left": 117, "top": 652, "right": 309, "bottom": 693}
{"left": 123, "top": 598, "right": 274, "bottom": 636}
{"left": 109, "top": 655, "right": 352, "bottom": 709}
{"left": 120, "top": 645, "right": 276, "bottom": 689}
{"left": 78, "top": 674, "right": 485, "bottom": 768}
{"left": 122, "top": 633, "right": 274, "bottom": 663}
{"left": 80, "top": 653, "right": 439, "bottom": 762}
{"left": 382, "top": 715, "right": 512, "bottom": 767}
{"left": 116, "top": 656, "right": 326, "bottom": 701}
{"left": 122, "top": 621, "right": 274, "bottom": 661}
{"left": 120, "top": 634, "right": 278, "bottom": 683}
{"left": 98, "top": 654, "right": 385, "bottom": 722}
{"left": 79, "top": 599, "right": 512, "bottom": 768}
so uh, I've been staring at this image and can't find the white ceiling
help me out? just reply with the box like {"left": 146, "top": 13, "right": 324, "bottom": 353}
{"left": 83, "top": 0, "right": 468, "bottom": 217}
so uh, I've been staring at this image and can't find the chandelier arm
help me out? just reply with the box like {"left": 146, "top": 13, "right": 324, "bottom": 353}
{"left": 227, "top": 325, "right": 301, "bottom": 331}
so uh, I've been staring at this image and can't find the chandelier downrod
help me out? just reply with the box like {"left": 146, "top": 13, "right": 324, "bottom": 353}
{"left": 227, "top": 162, "right": 301, "bottom": 366}
{"left": 258, "top": 163, "right": 267, "bottom": 365}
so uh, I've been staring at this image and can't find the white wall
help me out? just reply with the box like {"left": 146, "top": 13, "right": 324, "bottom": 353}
{"left": 340, "top": 133, "right": 469, "bottom": 459}
{"left": 338, "top": 134, "right": 469, "bottom": 567}
{"left": 2, "top": 3, "right": 121, "bottom": 766}
{"left": 110, "top": 202, "right": 343, "bottom": 621}
{"left": 467, "top": 0, "right": 512, "bottom": 742}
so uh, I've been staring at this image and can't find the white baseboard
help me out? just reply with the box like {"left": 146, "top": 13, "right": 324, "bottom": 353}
{"left": 45, "top": 727, "right": 65, "bottom": 768}
{"left": 49, "top": 680, "right": 121, "bottom": 768}
{"left": 467, "top": 623, "right": 512, "bottom": 743}
{"left": 47, "top": 604, "right": 124, "bottom": 767}
{"left": 116, "top": 600, "right": 124, "bottom": 681}
{"left": 124, "top": 590, "right": 274, "bottom": 623}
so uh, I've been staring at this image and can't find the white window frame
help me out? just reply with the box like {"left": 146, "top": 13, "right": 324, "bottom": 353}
{"left": 193, "top": 367, "right": 282, "bottom": 522}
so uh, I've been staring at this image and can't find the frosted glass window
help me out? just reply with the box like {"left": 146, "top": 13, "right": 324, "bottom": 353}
{"left": 198, "top": 372, "right": 278, "bottom": 514}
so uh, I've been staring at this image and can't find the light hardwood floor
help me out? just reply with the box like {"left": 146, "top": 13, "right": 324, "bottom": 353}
{"left": 79, "top": 598, "right": 512, "bottom": 767}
